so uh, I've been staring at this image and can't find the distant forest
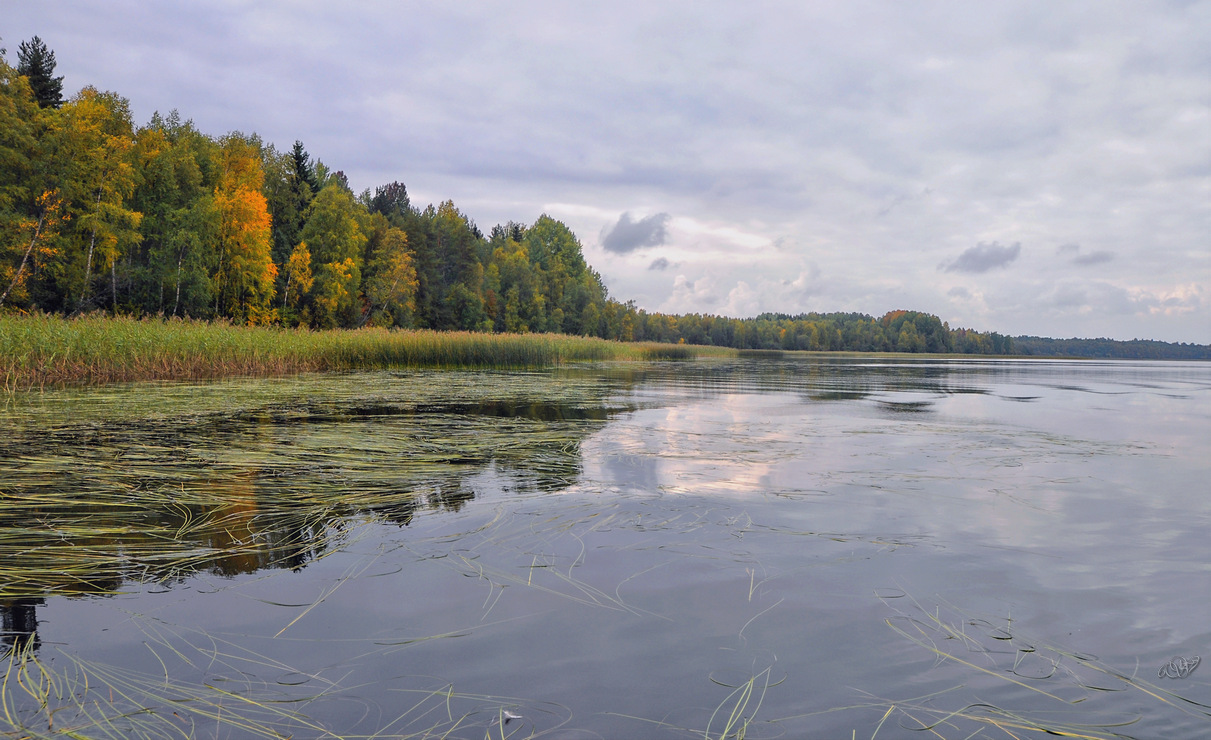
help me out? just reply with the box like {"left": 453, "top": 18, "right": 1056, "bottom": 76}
{"left": 1013, "top": 337, "right": 1211, "bottom": 360}
{"left": 1, "top": 38, "right": 1205, "bottom": 360}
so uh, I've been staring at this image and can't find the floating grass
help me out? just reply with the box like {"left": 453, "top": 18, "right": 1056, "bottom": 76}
{"left": 0, "top": 369, "right": 639, "bottom": 604}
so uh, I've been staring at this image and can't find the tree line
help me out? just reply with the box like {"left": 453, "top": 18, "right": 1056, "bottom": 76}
{"left": 1012, "top": 336, "right": 1211, "bottom": 360}
{"left": 1, "top": 37, "right": 1020, "bottom": 354}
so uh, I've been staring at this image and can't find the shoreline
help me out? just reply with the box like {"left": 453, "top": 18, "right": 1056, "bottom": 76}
{"left": 5, "top": 313, "right": 1189, "bottom": 392}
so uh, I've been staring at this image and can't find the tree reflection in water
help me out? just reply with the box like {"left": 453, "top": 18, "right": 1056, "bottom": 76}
{"left": 0, "top": 386, "right": 616, "bottom": 651}
{"left": 0, "top": 599, "right": 42, "bottom": 651}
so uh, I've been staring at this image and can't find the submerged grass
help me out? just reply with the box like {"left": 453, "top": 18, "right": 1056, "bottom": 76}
{"left": 0, "top": 313, "right": 722, "bottom": 390}
{"left": 0, "top": 630, "right": 572, "bottom": 739}
{"left": 866, "top": 592, "right": 1211, "bottom": 739}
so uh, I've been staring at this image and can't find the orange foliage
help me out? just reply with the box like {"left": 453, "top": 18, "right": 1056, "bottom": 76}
{"left": 214, "top": 135, "right": 276, "bottom": 322}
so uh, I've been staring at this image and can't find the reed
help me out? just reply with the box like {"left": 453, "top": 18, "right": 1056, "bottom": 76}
{"left": 0, "top": 313, "right": 715, "bottom": 389}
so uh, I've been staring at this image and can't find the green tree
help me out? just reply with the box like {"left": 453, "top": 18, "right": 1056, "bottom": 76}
{"left": 299, "top": 182, "right": 367, "bottom": 327}
{"left": 16, "top": 36, "right": 63, "bottom": 109}
{"left": 432, "top": 200, "right": 482, "bottom": 326}
{"left": 362, "top": 225, "right": 417, "bottom": 327}
{"left": 365, "top": 181, "right": 411, "bottom": 226}
{"left": 445, "top": 281, "right": 487, "bottom": 331}
{"left": 128, "top": 111, "right": 221, "bottom": 317}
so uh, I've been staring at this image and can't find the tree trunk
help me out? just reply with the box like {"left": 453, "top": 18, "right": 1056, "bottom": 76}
{"left": 77, "top": 191, "right": 105, "bottom": 313}
{"left": 173, "top": 246, "right": 185, "bottom": 317}
{"left": 78, "top": 227, "right": 97, "bottom": 311}
{"left": 0, "top": 210, "right": 48, "bottom": 308}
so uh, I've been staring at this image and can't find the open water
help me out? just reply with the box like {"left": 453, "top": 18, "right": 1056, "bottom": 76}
{"left": 1, "top": 357, "right": 1209, "bottom": 738}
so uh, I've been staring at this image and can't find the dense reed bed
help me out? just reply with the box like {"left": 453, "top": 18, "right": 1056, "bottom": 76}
{"left": 0, "top": 313, "right": 718, "bottom": 389}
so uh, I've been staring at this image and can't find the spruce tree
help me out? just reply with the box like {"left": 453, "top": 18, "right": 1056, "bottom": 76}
{"left": 290, "top": 141, "right": 319, "bottom": 195}
{"left": 17, "top": 36, "right": 63, "bottom": 109}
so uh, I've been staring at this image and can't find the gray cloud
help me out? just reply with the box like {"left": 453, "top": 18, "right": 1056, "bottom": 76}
{"left": 1073, "top": 251, "right": 1115, "bottom": 266}
{"left": 601, "top": 212, "right": 671, "bottom": 254}
{"left": 941, "top": 242, "right": 1022, "bottom": 274}
{"left": 1057, "top": 243, "right": 1114, "bottom": 266}
{"left": 648, "top": 257, "right": 671, "bottom": 271}
{"left": 1048, "top": 284, "right": 1088, "bottom": 308}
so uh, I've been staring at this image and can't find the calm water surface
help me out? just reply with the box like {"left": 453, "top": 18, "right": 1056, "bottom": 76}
{"left": 2, "top": 357, "right": 1209, "bottom": 738}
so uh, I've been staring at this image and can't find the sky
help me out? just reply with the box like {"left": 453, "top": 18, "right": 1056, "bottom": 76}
{"left": 4, "top": 1, "right": 1209, "bottom": 343}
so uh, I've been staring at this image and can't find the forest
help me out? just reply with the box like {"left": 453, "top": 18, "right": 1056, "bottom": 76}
{"left": 1013, "top": 336, "right": 1211, "bottom": 360}
{"left": 2, "top": 36, "right": 1021, "bottom": 355}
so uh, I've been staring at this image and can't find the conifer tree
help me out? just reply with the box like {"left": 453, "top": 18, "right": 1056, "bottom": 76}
{"left": 16, "top": 36, "right": 63, "bottom": 109}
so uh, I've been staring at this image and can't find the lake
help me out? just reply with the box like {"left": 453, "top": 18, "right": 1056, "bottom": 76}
{"left": 2, "top": 357, "right": 1209, "bottom": 739}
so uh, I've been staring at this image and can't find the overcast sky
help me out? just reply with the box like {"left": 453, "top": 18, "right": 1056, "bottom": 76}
{"left": 5, "top": 1, "right": 1209, "bottom": 342}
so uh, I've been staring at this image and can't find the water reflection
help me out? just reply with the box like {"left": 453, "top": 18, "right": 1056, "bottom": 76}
{"left": 3, "top": 358, "right": 1204, "bottom": 608}
{"left": 0, "top": 599, "right": 41, "bottom": 650}
{"left": 0, "top": 359, "right": 1208, "bottom": 737}
{"left": 0, "top": 386, "right": 619, "bottom": 615}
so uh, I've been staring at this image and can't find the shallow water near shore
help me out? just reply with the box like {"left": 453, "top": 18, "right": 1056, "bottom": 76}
{"left": 2, "top": 357, "right": 1209, "bottom": 738}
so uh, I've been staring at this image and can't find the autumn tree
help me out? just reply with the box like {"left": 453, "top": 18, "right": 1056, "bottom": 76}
{"left": 280, "top": 240, "right": 314, "bottom": 322}
{"left": 213, "top": 132, "right": 276, "bottom": 323}
{"left": 0, "top": 53, "right": 64, "bottom": 308}
{"left": 56, "top": 87, "right": 143, "bottom": 313}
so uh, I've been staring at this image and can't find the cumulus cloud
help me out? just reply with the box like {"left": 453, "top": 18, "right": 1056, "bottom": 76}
{"left": 601, "top": 212, "right": 671, "bottom": 254}
{"left": 941, "top": 242, "right": 1022, "bottom": 274}
{"left": 648, "top": 257, "right": 671, "bottom": 271}
{"left": 1138, "top": 283, "right": 1204, "bottom": 316}
{"left": 663, "top": 274, "right": 721, "bottom": 312}
{"left": 1034, "top": 280, "right": 1204, "bottom": 320}
{"left": 656, "top": 262, "right": 831, "bottom": 318}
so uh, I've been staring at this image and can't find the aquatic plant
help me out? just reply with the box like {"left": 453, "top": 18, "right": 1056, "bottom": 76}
{"left": 867, "top": 592, "right": 1211, "bottom": 738}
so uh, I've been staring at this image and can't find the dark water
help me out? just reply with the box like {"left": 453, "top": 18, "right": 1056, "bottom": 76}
{"left": 2, "top": 358, "right": 1209, "bottom": 738}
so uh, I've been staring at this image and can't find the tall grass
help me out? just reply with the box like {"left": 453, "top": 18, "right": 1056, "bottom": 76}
{"left": 0, "top": 313, "right": 717, "bottom": 389}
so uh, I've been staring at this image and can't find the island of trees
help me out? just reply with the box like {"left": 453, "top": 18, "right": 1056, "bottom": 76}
{"left": 2, "top": 38, "right": 1206, "bottom": 361}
